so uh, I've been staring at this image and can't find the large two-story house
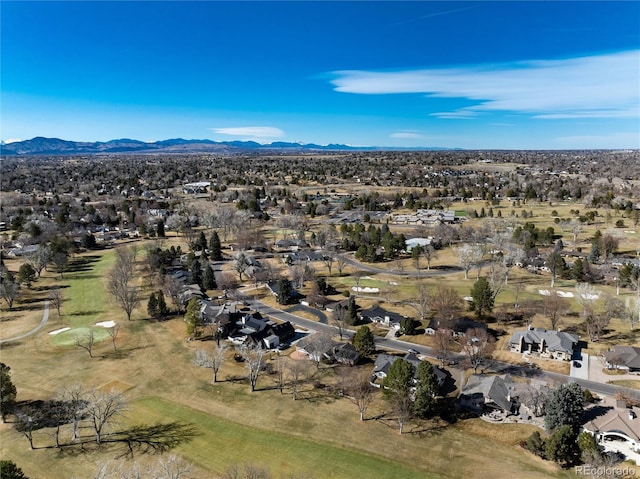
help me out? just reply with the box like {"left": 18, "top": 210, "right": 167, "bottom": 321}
{"left": 508, "top": 327, "right": 579, "bottom": 361}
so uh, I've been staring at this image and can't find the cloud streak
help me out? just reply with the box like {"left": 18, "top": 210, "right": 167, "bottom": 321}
{"left": 390, "top": 131, "right": 426, "bottom": 139}
{"left": 330, "top": 50, "right": 639, "bottom": 120}
{"left": 211, "top": 126, "right": 285, "bottom": 138}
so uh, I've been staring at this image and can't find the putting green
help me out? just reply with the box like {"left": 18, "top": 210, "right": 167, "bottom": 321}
{"left": 50, "top": 326, "right": 111, "bottom": 346}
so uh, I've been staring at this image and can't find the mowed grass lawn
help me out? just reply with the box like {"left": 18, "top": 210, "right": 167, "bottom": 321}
{"left": 131, "top": 396, "right": 437, "bottom": 479}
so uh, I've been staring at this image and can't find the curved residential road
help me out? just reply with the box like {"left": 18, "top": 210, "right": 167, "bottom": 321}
{"left": 0, "top": 300, "right": 50, "bottom": 344}
{"left": 333, "top": 252, "right": 483, "bottom": 279}
{"left": 236, "top": 290, "right": 640, "bottom": 401}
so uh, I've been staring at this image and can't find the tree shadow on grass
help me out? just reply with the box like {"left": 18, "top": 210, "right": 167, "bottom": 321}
{"left": 108, "top": 421, "right": 199, "bottom": 458}
{"left": 68, "top": 310, "right": 102, "bottom": 317}
{"left": 11, "top": 303, "right": 46, "bottom": 312}
{"left": 66, "top": 256, "right": 101, "bottom": 273}
{"left": 55, "top": 422, "right": 199, "bottom": 458}
{"left": 33, "top": 285, "right": 70, "bottom": 292}
{"left": 99, "top": 346, "right": 151, "bottom": 360}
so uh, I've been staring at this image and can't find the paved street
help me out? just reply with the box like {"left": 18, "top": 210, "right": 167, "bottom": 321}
{"left": 235, "top": 288, "right": 640, "bottom": 401}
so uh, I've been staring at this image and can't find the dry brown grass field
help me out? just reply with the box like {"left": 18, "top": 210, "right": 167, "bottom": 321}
{"left": 2, "top": 187, "right": 640, "bottom": 478}
{"left": 0, "top": 243, "right": 582, "bottom": 479}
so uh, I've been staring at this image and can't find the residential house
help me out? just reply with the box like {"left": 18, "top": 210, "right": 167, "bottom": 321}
{"left": 283, "top": 250, "right": 326, "bottom": 264}
{"left": 243, "top": 321, "right": 296, "bottom": 350}
{"left": 265, "top": 281, "right": 302, "bottom": 303}
{"left": 508, "top": 327, "right": 579, "bottom": 361}
{"left": 295, "top": 334, "right": 338, "bottom": 362}
{"left": 178, "top": 284, "right": 205, "bottom": 305}
{"left": 360, "top": 305, "right": 405, "bottom": 330}
{"left": 274, "top": 238, "right": 309, "bottom": 250}
{"left": 604, "top": 345, "right": 640, "bottom": 372}
{"left": 584, "top": 398, "right": 640, "bottom": 453}
{"left": 425, "top": 317, "right": 487, "bottom": 337}
{"left": 372, "top": 353, "right": 447, "bottom": 389}
{"left": 458, "top": 374, "right": 520, "bottom": 415}
{"left": 328, "top": 343, "right": 360, "bottom": 366}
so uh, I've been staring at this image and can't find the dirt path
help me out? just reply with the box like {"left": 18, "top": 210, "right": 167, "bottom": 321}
{"left": 0, "top": 301, "right": 50, "bottom": 344}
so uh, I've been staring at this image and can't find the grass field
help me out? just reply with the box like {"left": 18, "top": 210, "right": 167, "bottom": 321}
{"left": 0, "top": 243, "right": 578, "bottom": 479}
{"left": 2, "top": 197, "right": 640, "bottom": 479}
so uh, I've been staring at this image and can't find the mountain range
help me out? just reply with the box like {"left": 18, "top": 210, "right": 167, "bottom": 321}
{"left": 0, "top": 137, "right": 454, "bottom": 156}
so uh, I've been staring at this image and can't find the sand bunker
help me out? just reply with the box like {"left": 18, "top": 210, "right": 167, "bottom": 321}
{"left": 96, "top": 320, "right": 116, "bottom": 328}
{"left": 49, "top": 327, "right": 71, "bottom": 335}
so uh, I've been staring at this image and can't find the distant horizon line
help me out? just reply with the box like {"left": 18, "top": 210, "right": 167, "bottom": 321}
{"left": 1, "top": 136, "right": 638, "bottom": 153}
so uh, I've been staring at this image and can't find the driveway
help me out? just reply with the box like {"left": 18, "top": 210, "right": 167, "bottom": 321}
{"left": 570, "top": 354, "right": 589, "bottom": 380}
{"left": 587, "top": 352, "right": 640, "bottom": 384}
{"left": 286, "top": 304, "right": 328, "bottom": 324}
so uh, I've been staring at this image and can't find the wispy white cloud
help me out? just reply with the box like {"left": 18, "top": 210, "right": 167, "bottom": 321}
{"left": 2, "top": 138, "right": 22, "bottom": 144}
{"left": 211, "top": 126, "right": 285, "bottom": 138}
{"left": 390, "top": 131, "right": 425, "bottom": 139}
{"left": 330, "top": 50, "right": 640, "bottom": 120}
{"left": 555, "top": 132, "right": 640, "bottom": 148}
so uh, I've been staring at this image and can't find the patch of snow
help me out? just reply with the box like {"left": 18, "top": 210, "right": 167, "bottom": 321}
{"left": 352, "top": 286, "right": 379, "bottom": 293}
{"left": 49, "top": 327, "right": 71, "bottom": 335}
{"left": 538, "top": 289, "right": 551, "bottom": 296}
{"left": 556, "top": 291, "right": 574, "bottom": 298}
{"left": 581, "top": 293, "right": 599, "bottom": 300}
{"left": 96, "top": 320, "right": 116, "bottom": 328}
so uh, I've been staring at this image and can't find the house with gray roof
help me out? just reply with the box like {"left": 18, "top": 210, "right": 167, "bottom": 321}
{"left": 509, "top": 327, "right": 578, "bottom": 361}
{"left": 604, "top": 345, "right": 640, "bottom": 372}
{"left": 459, "top": 374, "right": 520, "bottom": 415}
{"left": 372, "top": 353, "right": 447, "bottom": 389}
{"left": 360, "top": 305, "right": 405, "bottom": 330}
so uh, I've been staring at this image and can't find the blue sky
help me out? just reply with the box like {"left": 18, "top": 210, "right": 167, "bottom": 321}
{"left": 2, "top": 1, "right": 639, "bottom": 149}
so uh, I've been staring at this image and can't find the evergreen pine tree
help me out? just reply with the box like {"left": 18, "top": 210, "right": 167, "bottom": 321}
{"left": 413, "top": 361, "right": 439, "bottom": 418}
{"left": 156, "top": 219, "right": 166, "bottom": 237}
{"left": 147, "top": 292, "right": 159, "bottom": 319}
{"left": 156, "top": 290, "right": 168, "bottom": 317}
{"left": 203, "top": 265, "right": 217, "bottom": 290}
{"left": 209, "top": 231, "right": 223, "bottom": 261}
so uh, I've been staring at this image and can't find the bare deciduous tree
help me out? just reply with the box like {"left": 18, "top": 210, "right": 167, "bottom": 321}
{"left": 194, "top": 344, "right": 228, "bottom": 383}
{"left": 74, "top": 330, "right": 96, "bottom": 358}
{"left": 49, "top": 288, "right": 63, "bottom": 318}
{"left": 238, "top": 344, "right": 267, "bottom": 392}
{"left": 335, "top": 254, "right": 349, "bottom": 277}
{"left": 164, "top": 274, "right": 184, "bottom": 314}
{"left": 431, "top": 286, "right": 463, "bottom": 325}
{"left": 406, "top": 283, "right": 431, "bottom": 321}
{"left": 0, "top": 275, "right": 20, "bottom": 310}
{"left": 27, "top": 244, "right": 52, "bottom": 278}
{"left": 107, "top": 247, "right": 140, "bottom": 321}
{"left": 59, "top": 383, "right": 87, "bottom": 442}
{"left": 543, "top": 292, "right": 568, "bottom": 330}
{"left": 422, "top": 243, "right": 437, "bottom": 271}
{"left": 343, "top": 368, "right": 375, "bottom": 421}
{"left": 106, "top": 324, "right": 120, "bottom": 351}
{"left": 456, "top": 243, "right": 482, "bottom": 280}
{"left": 286, "top": 358, "right": 310, "bottom": 401}
{"left": 624, "top": 297, "right": 639, "bottom": 331}
{"left": 433, "top": 328, "right": 455, "bottom": 367}
{"left": 575, "top": 282, "right": 599, "bottom": 320}
{"left": 460, "top": 328, "right": 495, "bottom": 374}
{"left": 85, "top": 388, "right": 128, "bottom": 444}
